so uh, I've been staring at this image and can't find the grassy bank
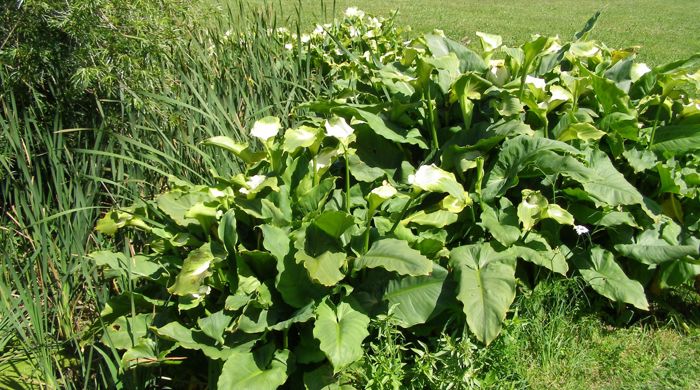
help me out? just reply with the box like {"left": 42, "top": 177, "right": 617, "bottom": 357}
{"left": 253, "top": 0, "right": 700, "bottom": 66}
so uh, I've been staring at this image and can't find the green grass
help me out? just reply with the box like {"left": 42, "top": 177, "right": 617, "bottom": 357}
{"left": 252, "top": 0, "right": 700, "bottom": 66}
{"left": 483, "top": 281, "right": 700, "bottom": 389}
{"left": 351, "top": 280, "right": 700, "bottom": 389}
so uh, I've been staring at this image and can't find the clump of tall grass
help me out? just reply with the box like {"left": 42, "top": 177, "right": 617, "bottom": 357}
{"left": 0, "top": 1, "right": 328, "bottom": 386}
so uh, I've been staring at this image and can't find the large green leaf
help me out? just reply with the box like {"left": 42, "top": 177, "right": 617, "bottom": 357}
{"left": 348, "top": 154, "right": 386, "bottom": 182}
{"left": 575, "top": 149, "right": 645, "bottom": 208}
{"left": 121, "top": 338, "right": 158, "bottom": 369}
{"left": 482, "top": 136, "right": 646, "bottom": 210}
{"left": 508, "top": 233, "right": 569, "bottom": 275}
{"left": 569, "top": 204, "right": 639, "bottom": 228}
{"left": 197, "top": 310, "right": 233, "bottom": 345}
{"left": 449, "top": 243, "right": 517, "bottom": 345}
{"left": 101, "top": 313, "right": 152, "bottom": 350}
{"left": 296, "top": 177, "right": 336, "bottom": 216}
{"left": 261, "top": 224, "right": 290, "bottom": 262}
{"left": 658, "top": 260, "right": 700, "bottom": 289}
{"left": 218, "top": 209, "right": 238, "bottom": 255}
{"left": 168, "top": 243, "right": 215, "bottom": 297}
{"left": 576, "top": 247, "right": 649, "bottom": 310}
{"left": 267, "top": 303, "right": 316, "bottom": 331}
{"left": 557, "top": 122, "right": 606, "bottom": 142}
{"left": 480, "top": 198, "right": 521, "bottom": 246}
{"left": 651, "top": 124, "right": 700, "bottom": 155}
{"left": 331, "top": 107, "right": 428, "bottom": 149}
{"left": 355, "top": 239, "right": 433, "bottom": 276}
{"left": 153, "top": 321, "right": 244, "bottom": 360}
{"left": 402, "top": 209, "right": 458, "bottom": 228}
{"left": 218, "top": 347, "right": 289, "bottom": 390}
{"left": 615, "top": 230, "right": 699, "bottom": 264}
{"left": 297, "top": 249, "right": 346, "bottom": 287}
{"left": 156, "top": 190, "right": 212, "bottom": 227}
{"left": 276, "top": 251, "right": 327, "bottom": 309}
{"left": 482, "top": 135, "right": 581, "bottom": 201}
{"left": 311, "top": 211, "right": 355, "bottom": 239}
{"left": 313, "top": 300, "right": 370, "bottom": 372}
{"left": 424, "top": 33, "right": 487, "bottom": 72}
{"left": 581, "top": 67, "right": 635, "bottom": 115}
{"left": 383, "top": 263, "right": 448, "bottom": 327}
{"left": 90, "top": 251, "right": 161, "bottom": 279}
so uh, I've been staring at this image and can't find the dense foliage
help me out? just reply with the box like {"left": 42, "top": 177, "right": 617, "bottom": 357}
{"left": 91, "top": 9, "right": 700, "bottom": 388}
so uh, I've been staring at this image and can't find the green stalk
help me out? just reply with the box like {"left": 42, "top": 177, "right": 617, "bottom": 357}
{"left": 389, "top": 192, "right": 418, "bottom": 234}
{"left": 344, "top": 146, "right": 351, "bottom": 214}
{"left": 475, "top": 156, "right": 485, "bottom": 205}
{"left": 648, "top": 95, "right": 667, "bottom": 148}
{"left": 362, "top": 210, "right": 374, "bottom": 254}
{"left": 518, "top": 58, "right": 534, "bottom": 99}
{"left": 426, "top": 87, "right": 439, "bottom": 152}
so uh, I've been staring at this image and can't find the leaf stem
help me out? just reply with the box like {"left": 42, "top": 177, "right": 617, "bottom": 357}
{"left": 389, "top": 192, "right": 418, "bottom": 234}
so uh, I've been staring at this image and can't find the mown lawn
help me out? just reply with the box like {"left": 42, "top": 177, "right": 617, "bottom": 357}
{"left": 251, "top": 0, "right": 700, "bottom": 66}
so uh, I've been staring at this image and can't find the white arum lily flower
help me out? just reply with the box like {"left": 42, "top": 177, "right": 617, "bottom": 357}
{"left": 239, "top": 175, "right": 266, "bottom": 195}
{"left": 409, "top": 165, "right": 450, "bottom": 191}
{"left": 314, "top": 149, "right": 338, "bottom": 172}
{"left": 574, "top": 225, "right": 590, "bottom": 235}
{"left": 325, "top": 117, "right": 354, "bottom": 140}
{"left": 368, "top": 180, "right": 397, "bottom": 211}
{"left": 367, "top": 17, "right": 382, "bottom": 29}
{"left": 371, "top": 181, "right": 397, "bottom": 200}
{"left": 546, "top": 41, "right": 562, "bottom": 54}
{"left": 192, "top": 285, "right": 212, "bottom": 299}
{"left": 345, "top": 7, "right": 364, "bottom": 18}
{"left": 630, "top": 63, "right": 652, "bottom": 82}
{"left": 191, "top": 260, "right": 211, "bottom": 277}
{"left": 525, "top": 75, "right": 546, "bottom": 90}
{"left": 209, "top": 188, "right": 226, "bottom": 198}
{"left": 250, "top": 117, "right": 281, "bottom": 141}
{"left": 487, "top": 59, "right": 509, "bottom": 86}
{"left": 549, "top": 85, "right": 572, "bottom": 102}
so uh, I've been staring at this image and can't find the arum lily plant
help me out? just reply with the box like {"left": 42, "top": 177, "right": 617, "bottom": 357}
{"left": 91, "top": 9, "right": 700, "bottom": 388}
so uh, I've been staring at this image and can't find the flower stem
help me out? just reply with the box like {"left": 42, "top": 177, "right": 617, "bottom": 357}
{"left": 362, "top": 210, "right": 374, "bottom": 253}
{"left": 344, "top": 147, "right": 351, "bottom": 214}
{"left": 649, "top": 95, "right": 667, "bottom": 148}
{"left": 426, "top": 87, "right": 439, "bottom": 152}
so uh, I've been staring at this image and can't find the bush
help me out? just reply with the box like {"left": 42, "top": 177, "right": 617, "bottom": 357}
{"left": 91, "top": 10, "right": 700, "bottom": 388}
